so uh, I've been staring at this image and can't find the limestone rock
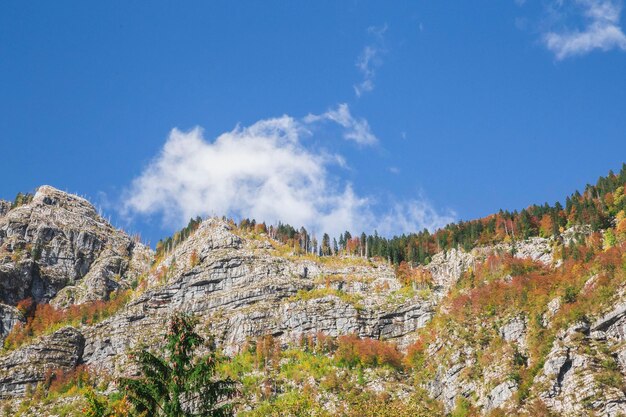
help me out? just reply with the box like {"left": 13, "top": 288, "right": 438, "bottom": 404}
{"left": 0, "top": 304, "right": 21, "bottom": 341}
{"left": 0, "top": 186, "right": 152, "bottom": 311}
{"left": 427, "top": 248, "right": 475, "bottom": 290}
{"left": 77, "top": 218, "right": 436, "bottom": 374}
{"left": 533, "top": 322, "right": 626, "bottom": 416}
{"left": 0, "top": 327, "right": 84, "bottom": 398}
{"left": 542, "top": 297, "right": 561, "bottom": 327}
{"left": 485, "top": 381, "right": 517, "bottom": 412}
{"left": 492, "top": 236, "right": 554, "bottom": 265}
{"left": 0, "top": 201, "right": 10, "bottom": 218}
{"left": 499, "top": 315, "right": 528, "bottom": 352}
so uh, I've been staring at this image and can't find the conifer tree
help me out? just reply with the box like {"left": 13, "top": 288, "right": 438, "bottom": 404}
{"left": 117, "top": 313, "right": 235, "bottom": 417}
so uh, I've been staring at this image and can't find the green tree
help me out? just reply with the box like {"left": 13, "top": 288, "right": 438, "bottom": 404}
{"left": 321, "top": 233, "right": 331, "bottom": 256}
{"left": 118, "top": 313, "right": 235, "bottom": 417}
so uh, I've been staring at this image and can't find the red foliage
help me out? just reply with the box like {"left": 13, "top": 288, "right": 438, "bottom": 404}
{"left": 405, "top": 338, "right": 426, "bottom": 368}
{"left": 335, "top": 334, "right": 403, "bottom": 369}
{"left": 16, "top": 297, "right": 34, "bottom": 315}
{"left": 345, "top": 238, "right": 361, "bottom": 255}
{"left": 4, "top": 291, "right": 131, "bottom": 350}
{"left": 396, "top": 262, "right": 432, "bottom": 287}
{"left": 44, "top": 364, "right": 91, "bottom": 393}
{"left": 255, "top": 335, "right": 280, "bottom": 369}
{"left": 597, "top": 246, "right": 622, "bottom": 272}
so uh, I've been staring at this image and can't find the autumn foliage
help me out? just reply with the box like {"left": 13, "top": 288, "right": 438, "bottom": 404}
{"left": 396, "top": 261, "right": 433, "bottom": 288}
{"left": 4, "top": 290, "right": 132, "bottom": 350}
{"left": 43, "top": 364, "right": 92, "bottom": 394}
{"left": 335, "top": 334, "right": 403, "bottom": 369}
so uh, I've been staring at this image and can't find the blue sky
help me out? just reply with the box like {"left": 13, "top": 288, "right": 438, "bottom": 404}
{"left": 1, "top": 1, "right": 626, "bottom": 245}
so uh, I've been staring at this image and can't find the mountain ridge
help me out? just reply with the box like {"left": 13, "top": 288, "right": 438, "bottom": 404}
{"left": 0, "top": 168, "right": 625, "bottom": 416}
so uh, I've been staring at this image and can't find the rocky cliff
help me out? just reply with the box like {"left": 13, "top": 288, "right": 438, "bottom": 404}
{"left": 0, "top": 186, "right": 152, "bottom": 340}
{"left": 1, "top": 187, "right": 626, "bottom": 416}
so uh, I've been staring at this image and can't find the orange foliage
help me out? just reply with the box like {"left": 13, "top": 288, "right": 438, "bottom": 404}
{"left": 405, "top": 338, "right": 426, "bottom": 368}
{"left": 447, "top": 253, "right": 590, "bottom": 321}
{"left": 539, "top": 215, "right": 554, "bottom": 237}
{"left": 16, "top": 297, "right": 34, "bottom": 315}
{"left": 617, "top": 218, "right": 626, "bottom": 240}
{"left": 335, "top": 334, "right": 403, "bottom": 369}
{"left": 189, "top": 249, "right": 199, "bottom": 267}
{"left": 255, "top": 335, "right": 280, "bottom": 369}
{"left": 345, "top": 238, "right": 361, "bottom": 255}
{"left": 44, "top": 364, "right": 92, "bottom": 394}
{"left": 4, "top": 290, "right": 132, "bottom": 350}
{"left": 254, "top": 223, "right": 267, "bottom": 234}
{"left": 396, "top": 261, "right": 432, "bottom": 287}
{"left": 587, "top": 232, "right": 604, "bottom": 251}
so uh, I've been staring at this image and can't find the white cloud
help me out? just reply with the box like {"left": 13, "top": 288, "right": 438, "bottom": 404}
{"left": 123, "top": 113, "right": 453, "bottom": 238}
{"left": 304, "top": 103, "right": 378, "bottom": 146}
{"left": 543, "top": 0, "right": 626, "bottom": 59}
{"left": 354, "top": 24, "right": 388, "bottom": 97}
{"left": 376, "top": 200, "right": 456, "bottom": 237}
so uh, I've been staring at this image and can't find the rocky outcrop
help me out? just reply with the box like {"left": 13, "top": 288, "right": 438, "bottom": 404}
{"left": 0, "top": 184, "right": 622, "bottom": 417}
{"left": 532, "top": 321, "right": 626, "bottom": 416}
{"left": 0, "top": 304, "right": 21, "bottom": 342}
{"left": 0, "top": 186, "right": 152, "bottom": 311}
{"left": 562, "top": 225, "right": 593, "bottom": 246}
{"left": 427, "top": 248, "right": 475, "bottom": 290}
{"left": 499, "top": 315, "right": 528, "bottom": 353}
{"left": 489, "top": 236, "right": 554, "bottom": 265}
{"left": 80, "top": 219, "right": 436, "bottom": 373}
{"left": 0, "top": 201, "right": 10, "bottom": 218}
{"left": 424, "top": 330, "right": 520, "bottom": 414}
{"left": 0, "top": 327, "right": 84, "bottom": 398}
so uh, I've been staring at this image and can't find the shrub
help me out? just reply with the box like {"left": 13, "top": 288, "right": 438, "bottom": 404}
{"left": 335, "top": 335, "right": 403, "bottom": 369}
{"left": 4, "top": 290, "right": 132, "bottom": 350}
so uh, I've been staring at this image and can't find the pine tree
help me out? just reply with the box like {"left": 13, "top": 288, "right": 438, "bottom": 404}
{"left": 321, "top": 233, "right": 331, "bottom": 256}
{"left": 117, "top": 313, "right": 235, "bottom": 417}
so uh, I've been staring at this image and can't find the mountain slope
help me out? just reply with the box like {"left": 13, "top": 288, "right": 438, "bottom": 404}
{"left": 0, "top": 171, "right": 625, "bottom": 416}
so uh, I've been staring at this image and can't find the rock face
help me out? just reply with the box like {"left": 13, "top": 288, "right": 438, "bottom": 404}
{"left": 427, "top": 248, "right": 476, "bottom": 290}
{"left": 82, "top": 219, "right": 437, "bottom": 373}
{"left": 0, "top": 304, "right": 21, "bottom": 341}
{"left": 3, "top": 187, "right": 626, "bottom": 417}
{"left": 0, "top": 201, "right": 439, "bottom": 400}
{"left": 532, "top": 321, "right": 626, "bottom": 416}
{"left": 0, "top": 186, "right": 152, "bottom": 313}
{"left": 0, "top": 327, "right": 84, "bottom": 398}
{"left": 499, "top": 315, "right": 528, "bottom": 352}
{"left": 0, "top": 201, "right": 10, "bottom": 219}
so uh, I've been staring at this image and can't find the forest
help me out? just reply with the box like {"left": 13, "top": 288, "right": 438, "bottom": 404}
{"left": 156, "top": 164, "right": 626, "bottom": 267}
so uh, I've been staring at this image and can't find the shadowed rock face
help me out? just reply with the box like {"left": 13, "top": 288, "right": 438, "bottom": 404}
{"left": 0, "top": 327, "right": 84, "bottom": 398}
{"left": 0, "top": 186, "right": 152, "bottom": 308}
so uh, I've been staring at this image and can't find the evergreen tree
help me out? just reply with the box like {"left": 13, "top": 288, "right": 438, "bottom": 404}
{"left": 117, "top": 313, "right": 235, "bottom": 417}
{"left": 321, "top": 233, "right": 331, "bottom": 256}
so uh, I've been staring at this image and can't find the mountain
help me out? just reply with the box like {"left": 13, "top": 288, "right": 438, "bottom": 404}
{"left": 0, "top": 169, "right": 626, "bottom": 416}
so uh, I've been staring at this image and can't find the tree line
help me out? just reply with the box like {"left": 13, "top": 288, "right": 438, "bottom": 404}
{"left": 154, "top": 164, "right": 626, "bottom": 267}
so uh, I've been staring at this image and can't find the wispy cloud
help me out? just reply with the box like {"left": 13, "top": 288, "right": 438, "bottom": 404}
{"left": 304, "top": 103, "right": 378, "bottom": 146}
{"left": 123, "top": 109, "right": 453, "bottom": 238}
{"left": 376, "top": 199, "right": 456, "bottom": 237}
{"left": 354, "top": 24, "right": 388, "bottom": 97}
{"left": 543, "top": 0, "right": 626, "bottom": 59}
